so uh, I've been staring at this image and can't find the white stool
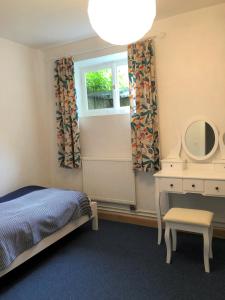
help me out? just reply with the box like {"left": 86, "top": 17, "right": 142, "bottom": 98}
{"left": 163, "top": 208, "right": 214, "bottom": 273}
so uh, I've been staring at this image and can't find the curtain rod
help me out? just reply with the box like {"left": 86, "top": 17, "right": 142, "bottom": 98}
{"left": 47, "top": 32, "right": 166, "bottom": 62}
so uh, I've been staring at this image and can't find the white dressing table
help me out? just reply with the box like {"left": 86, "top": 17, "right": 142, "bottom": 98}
{"left": 154, "top": 117, "right": 225, "bottom": 244}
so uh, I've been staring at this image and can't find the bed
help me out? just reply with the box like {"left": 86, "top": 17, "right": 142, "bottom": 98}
{"left": 0, "top": 186, "right": 98, "bottom": 278}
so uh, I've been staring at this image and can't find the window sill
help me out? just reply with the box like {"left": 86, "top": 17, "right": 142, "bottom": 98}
{"left": 79, "top": 107, "right": 130, "bottom": 118}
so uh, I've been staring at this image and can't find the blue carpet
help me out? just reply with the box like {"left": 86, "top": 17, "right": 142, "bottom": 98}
{"left": 0, "top": 220, "right": 225, "bottom": 300}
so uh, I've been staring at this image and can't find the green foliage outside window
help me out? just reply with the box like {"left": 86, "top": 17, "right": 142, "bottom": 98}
{"left": 85, "top": 68, "right": 129, "bottom": 92}
{"left": 86, "top": 69, "right": 112, "bottom": 92}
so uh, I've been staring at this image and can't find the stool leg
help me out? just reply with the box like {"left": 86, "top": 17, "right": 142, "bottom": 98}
{"left": 203, "top": 229, "right": 210, "bottom": 273}
{"left": 171, "top": 229, "right": 177, "bottom": 251}
{"left": 165, "top": 225, "right": 172, "bottom": 264}
{"left": 209, "top": 226, "right": 213, "bottom": 259}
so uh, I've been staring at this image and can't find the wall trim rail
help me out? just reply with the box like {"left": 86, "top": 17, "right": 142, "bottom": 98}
{"left": 98, "top": 209, "right": 225, "bottom": 239}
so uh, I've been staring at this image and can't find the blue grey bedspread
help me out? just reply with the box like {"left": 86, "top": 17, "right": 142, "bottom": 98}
{"left": 0, "top": 188, "right": 91, "bottom": 271}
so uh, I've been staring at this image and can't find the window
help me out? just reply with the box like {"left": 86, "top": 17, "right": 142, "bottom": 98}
{"left": 75, "top": 52, "right": 130, "bottom": 117}
{"left": 117, "top": 64, "right": 129, "bottom": 107}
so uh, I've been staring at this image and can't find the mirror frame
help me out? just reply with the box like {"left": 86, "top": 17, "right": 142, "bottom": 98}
{"left": 219, "top": 132, "right": 225, "bottom": 160}
{"left": 182, "top": 117, "right": 219, "bottom": 161}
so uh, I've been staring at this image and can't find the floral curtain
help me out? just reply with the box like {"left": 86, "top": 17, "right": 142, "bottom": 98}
{"left": 54, "top": 57, "right": 81, "bottom": 169}
{"left": 128, "top": 39, "right": 160, "bottom": 172}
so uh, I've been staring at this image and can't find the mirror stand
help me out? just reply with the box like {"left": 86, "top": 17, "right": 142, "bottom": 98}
{"left": 219, "top": 133, "right": 225, "bottom": 160}
{"left": 182, "top": 118, "right": 218, "bottom": 161}
{"left": 167, "top": 134, "right": 182, "bottom": 160}
{"left": 161, "top": 117, "right": 225, "bottom": 172}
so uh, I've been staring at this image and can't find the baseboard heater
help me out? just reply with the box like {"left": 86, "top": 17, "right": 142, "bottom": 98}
{"left": 82, "top": 157, "right": 136, "bottom": 205}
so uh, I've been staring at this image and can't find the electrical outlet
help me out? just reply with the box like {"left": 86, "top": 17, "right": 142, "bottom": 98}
{"left": 130, "top": 205, "right": 136, "bottom": 211}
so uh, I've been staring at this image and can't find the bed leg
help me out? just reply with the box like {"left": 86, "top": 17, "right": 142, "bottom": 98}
{"left": 91, "top": 202, "right": 98, "bottom": 231}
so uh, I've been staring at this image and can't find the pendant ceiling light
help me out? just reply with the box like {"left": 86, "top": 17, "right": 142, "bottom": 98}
{"left": 88, "top": 0, "right": 156, "bottom": 45}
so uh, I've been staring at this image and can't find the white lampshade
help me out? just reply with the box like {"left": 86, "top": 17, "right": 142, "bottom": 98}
{"left": 88, "top": 0, "right": 156, "bottom": 45}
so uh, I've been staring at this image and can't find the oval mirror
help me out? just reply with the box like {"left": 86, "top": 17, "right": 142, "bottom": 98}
{"left": 183, "top": 119, "right": 218, "bottom": 160}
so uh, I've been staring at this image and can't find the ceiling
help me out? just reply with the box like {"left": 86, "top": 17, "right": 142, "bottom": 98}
{"left": 0, "top": 0, "right": 224, "bottom": 49}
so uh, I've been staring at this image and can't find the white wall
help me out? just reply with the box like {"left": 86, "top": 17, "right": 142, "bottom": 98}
{"left": 0, "top": 38, "right": 51, "bottom": 195}
{"left": 43, "top": 3, "right": 225, "bottom": 224}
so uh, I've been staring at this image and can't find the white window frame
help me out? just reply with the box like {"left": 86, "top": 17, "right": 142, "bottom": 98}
{"left": 75, "top": 52, "right": 130, "bottom": 117}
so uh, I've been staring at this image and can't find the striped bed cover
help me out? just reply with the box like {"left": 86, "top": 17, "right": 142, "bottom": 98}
{"left": 0, "top": 187, "right": 91, "bottom": 271}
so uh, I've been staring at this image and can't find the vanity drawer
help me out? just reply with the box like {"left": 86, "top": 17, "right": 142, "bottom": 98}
{"left": 161, "top": 161, "right": 185, "bottom": 171}
{"left": 213, "top": 163, "right": 225, "bottom": 172}
{"left": 159, "top": 178, "right": 183, "bottom": 193}
{"left": 204, "top": 180, "right": 225, "bottom": 196}
{"left": 183, "top": 179, "right": 204, "bottom": 193}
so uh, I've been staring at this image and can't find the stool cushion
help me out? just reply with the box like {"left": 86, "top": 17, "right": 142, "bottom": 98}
{"left": 163, "top": 208, "right": 214, "bottom": 227}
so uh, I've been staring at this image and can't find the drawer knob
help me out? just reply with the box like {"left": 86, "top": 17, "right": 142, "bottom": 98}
{"left": 192, "top": 184, "right": 195, "bottom": 188}
{"left": 170, "top": 184, "right": 174, "bottom": 188}
{"left": 170, "top": 164, "right": 173, "bottom": 168}
{"left": 215, "top": 186, "right": 219, "bottom": 191}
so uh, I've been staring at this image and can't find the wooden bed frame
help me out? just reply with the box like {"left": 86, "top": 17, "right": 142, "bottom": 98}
{"left": 0, "top": 201, "right": 98, "bottom": 278}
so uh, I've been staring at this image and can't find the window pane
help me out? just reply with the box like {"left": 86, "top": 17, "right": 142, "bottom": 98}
{"left": 117, "top": 65, "right": 129, "bottom": 107}
{"left": 85, "top": 68, "right": 113, "bottom": 110}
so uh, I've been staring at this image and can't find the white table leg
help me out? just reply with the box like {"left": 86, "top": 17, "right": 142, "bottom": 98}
{"left": 165, "top": 225, "right": 172, "bottom": 264}
{"left": 203, "top": 229, "right": 210, "bottom": 273}
{"left": 155, "top": 179, "right": 162, "bottom": 245}
{"left": 171, "top": 229, "right": 177, "bottom": 251}
{"left": 209, "top": 226, "right": 213, "bottom": 259}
